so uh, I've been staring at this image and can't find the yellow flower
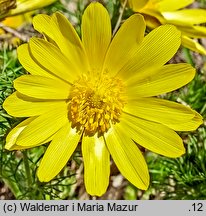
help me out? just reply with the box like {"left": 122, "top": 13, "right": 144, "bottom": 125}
{"left": 3, "top": 2, "right": 203, "bottom": 196}
{"left": 128, "top": 0, "right": 206, "bottom": 55}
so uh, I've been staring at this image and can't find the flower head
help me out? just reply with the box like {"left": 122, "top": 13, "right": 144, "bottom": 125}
{"left": 128, "top": 0, "right": 206, "bottom": 55}
{"left": 3, "top": 2, "right": 203, "bottom": 196}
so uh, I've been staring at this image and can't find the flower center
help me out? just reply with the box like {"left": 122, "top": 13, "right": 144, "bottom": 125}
{"left": 69, "top": 73, "right": 126, "bottom": 136}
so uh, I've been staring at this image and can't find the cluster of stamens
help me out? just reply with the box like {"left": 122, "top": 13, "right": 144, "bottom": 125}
{"left": 68, "top": 73, "right": 125, "bottom": 136}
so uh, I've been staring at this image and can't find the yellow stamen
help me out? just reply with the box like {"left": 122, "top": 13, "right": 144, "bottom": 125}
{"left": 69, "top": 73, "right": 126, "bottom": 136}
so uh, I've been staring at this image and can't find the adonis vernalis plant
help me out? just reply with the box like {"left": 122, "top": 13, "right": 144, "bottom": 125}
{"left": 128, "top": 0, "right": 206, "bottom": 55}
{"left": 3, "top": 2, "right": 203, "bottom": 196}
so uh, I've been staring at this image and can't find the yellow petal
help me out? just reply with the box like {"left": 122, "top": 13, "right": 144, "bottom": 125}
{"left": 6, "top": 133, "right": 52, "bottom": 151}
{"left": 124, "top": 97, "right": 195, "bottom": 125}
{"left": 3, "top": 92, "right": 67, "bottom": 117}
{"left": 117, "top": 25, "right": 181, "bottom": 81}
{"left": 82, "top": 135, "right": 110, "bottom": 196}
{"left": 103, "top": 14, "right": 145, "bottom": 76}
{"left": 6, "top": 144, "right": 36, "bottom": 151}
{"left": 2, "top": 15, "right": 26, "bottom": 28}
{"left": 9, "top": 0, "right": 57, "bottom": 16}
{"left": 121, "top": 113, "right": 185, "bottom": 157}
{"left": 163, "top": 9, "right": 206, "bottom": 26}
{"left": 5, "top": 117, "right": 37, "bottom": 150}
{"left": 16, "top": 104, "right": 68, "bottom": 146}
{"left": 32, "top": 14, "right": 53, "bottom": 40}
{"left": 29, "top": 38, "right": 78, "bottom": 83}
{"left": 105, "top": 125, "right": 149, "bottom": 190}
{"left": 181, "top": 36, "right": 206, "bottom": 55}
{"left": 14, "top": 75, "right": 71, "bottom": 99}
{"left": 81, "top": 2, "right": 111, "bottom": 72}
{"left": 50, "top": 12, "right": 89, "bottom": 74}
{"left": 143, "top": 14, "right": 161, "bottom": 29}
{"left": 156, "top": 0, "right": 194, "bottom": 12}
{"left": 128, "top": 0, "right": 149, "bottom": 11}
{"left": 166, "top": 111, "right": 203, "bottom": 131}
{"left": 33, "top": 13, "right": 88, "bottom": 68}
{"left": 178, "top": 25, "right": 206, "bottom": 38}
{"left": 140, "top": 7, "right": 166, "bottom": 24}
{"left": 17, "top": 44, "right": 56, "bottom": 78}
{"left": 37, "top": 122, "right": 80, "bottom": 182}
{"left": 126, "top": 63, "right": 195, "bottom": 97}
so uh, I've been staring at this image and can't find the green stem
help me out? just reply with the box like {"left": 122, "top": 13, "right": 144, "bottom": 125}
{"left": 23, "top": 150, "right": 32, "bottom": 187}
{"left": 182, "top": 47, "right": 195, "bottom": 67}
{"left": 112, "top": 0, "right": 128, "bottom": 35}
{"left": 1, "top": 177, "right": 22, "bottom": 198}
{"left": 0, "top": 148, "right": 22, "bottom": 198}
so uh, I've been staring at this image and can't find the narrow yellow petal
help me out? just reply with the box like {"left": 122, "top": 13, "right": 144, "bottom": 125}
{"left": 9, "top": 0, "right": 57, "bottom": 16}
{"left": 17, "top": 44, "right": 56, "bottom": 78}
{"left": 16, "top": 104, "right": 68, "bottom": 146}
{"left": 124, "top": 97, "right": 195, "bottom": 125}
{"left": 140, "top": 7, "right": 166, "bottom": 24}
{"left": 121, "top": 113, "right": 185, "bottom": 157}
{"left": 6, "top": 144, "right": 38, "bottom": 151}
{"left": 6, "top": 132, "right": 53, "bottom": 151}
{"left": 50, "top": 12, "right": 89, "bottom": 74}
{"left": 117, "top": 25, "right": 181, "bottom": 81}
{"left": 178, "top": 25, "right": 206, "bottom": 38}
{"left": 166, "top": 111, "right": 203, "bottom": 131}
{"left": 128, "top": 0, "right": 149, "bottom": 11}
{"left": 105, "top": 125, "right": 149, "bottom": 190}
{"left": 33, "top": 12, "right": 88, "bottom": 66}
{"left": 3, "top": 92, "right": 67, "bottom": 117}
{"left": 82, "top": 135, "right": 110, "bottom": 196}
{"left": 5, "top": 117, "right": 37, "bottom": 150}
{"left": 181, "top": 36, "right": 206, "bottom": 55}
{"left": 37, "top": 122, "right": 80, "bottom": 182}
{"left": 143, "top": 14, "right": 161, "bottom": 29}
{"left": 163, "top": 9, "right": 206, "bottom": 26}
{"left": 130, "top": 0, "right": 194, "bottom": 13}
{"left": 156, "top": 0, "right": 194, "bottom": 12}
{"left": 81, "top": 2, "right": 111, "bottom": 72}
{"left": 126, "top": 63, "right": 195, "bottom": 97}
{"left": 29, "top": 38, "right": 79, "bottom": 83}
{"left": 32, "top": 14, "right": 54, "bottom": 41}
{"left": 2, "top": 15, "right": 27, "bottom": 28}
{"left": 14, "top": 75, "right": 71, "bottom": 99}
{"left": 103, "top": 14, "right": 146, "bottom": 76}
